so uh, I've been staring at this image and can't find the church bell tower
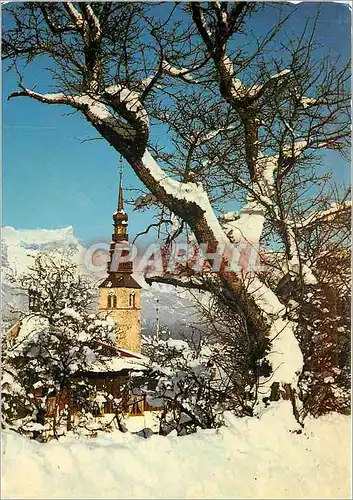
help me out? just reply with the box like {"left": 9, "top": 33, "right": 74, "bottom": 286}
{"left": 98, "top": 160, "right": 141, "bottom": 352}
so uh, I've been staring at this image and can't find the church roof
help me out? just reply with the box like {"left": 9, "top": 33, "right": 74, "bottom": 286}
{"left": 85, "top": 355, "right": 148, "bottom": 375}
{"left": 98, "top": 273, "right": 142, "bottom": 289}
{"left": 84, "top": 341, "right": 148, "bottom": 374}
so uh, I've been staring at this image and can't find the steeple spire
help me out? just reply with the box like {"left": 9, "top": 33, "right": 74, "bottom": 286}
{"left": 117, "top": 157, "right": 124, "bottom": 213}
{"left": 107, "top": 155, "right": 132, "bottom": 274}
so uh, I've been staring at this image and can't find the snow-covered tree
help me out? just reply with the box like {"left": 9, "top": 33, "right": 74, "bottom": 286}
{"left": 3, "top": 3, "right": 350, "bottom": 415}
{"left": 142, "top": 336, "right": 226, "bottom": 435}
{"left": 2, "top": 254, "right": 117, "bottom": 439}
{"left": 141, "top": 314, "right": 273, "bottom": 435}
{"left": 22, "top": 253, "right": 96, "bottom": 319}
{"left": 286, "top": 202, "right": 350, "bottom": 417}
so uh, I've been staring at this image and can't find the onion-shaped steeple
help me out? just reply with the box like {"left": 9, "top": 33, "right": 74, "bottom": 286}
{"left": 107, "top": 158, "right": 134, "bottom": 276}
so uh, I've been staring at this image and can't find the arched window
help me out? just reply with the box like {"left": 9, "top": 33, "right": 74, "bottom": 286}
{"left": 129, "top": 292, "right": 136, "bottom": 308}
{"left": 108, "top": 294, "right": 117, "bottom": 309}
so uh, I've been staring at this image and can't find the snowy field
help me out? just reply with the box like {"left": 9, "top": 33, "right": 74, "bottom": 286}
{"left": 2, "top": 403, "right": 350, "bottom": 499}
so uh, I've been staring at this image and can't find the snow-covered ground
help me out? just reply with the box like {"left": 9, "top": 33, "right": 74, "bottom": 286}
{"left": 2, "top": 403, "right": 350, "bottom": 499}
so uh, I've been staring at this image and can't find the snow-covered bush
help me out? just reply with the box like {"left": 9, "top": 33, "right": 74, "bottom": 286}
{"left": 1, "top": 254, "right": 118, "bottom": 440}
{"left": 141, "top": 330, "right": 259, "bottom": 436}
{"left": 141, "top": 337, "right": 222, "bottom": 435}
{"left": 170, "top": 285, "right": 273, "bottom": 416}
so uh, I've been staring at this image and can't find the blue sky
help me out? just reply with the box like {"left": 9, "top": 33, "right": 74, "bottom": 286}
{"left": 2, "top": 2, "right": 351, "bottom": 246}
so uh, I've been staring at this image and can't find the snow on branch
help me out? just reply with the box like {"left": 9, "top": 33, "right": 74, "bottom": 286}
{"left": 300, "top": 96, "right": 317, "bottom": 109}
{"left": 298, "top": 95, "right": 345, "bottom": 110}
{"left": 294, "top": 200, "right": 352, "bottom": 230}
{"left": 138, "top": 76, "right": 155, "bottom": 93}
{"left": 286, "top": 227, "right": 318, "bottom": 285}
{"left": 82, "top": 4, "right": 101, "bottom": 40}
{"left": 219, "top": 211, "right": 239, "bottom": 223}
{"left": 282, "top": 140, "right": 309, "bottom": 157}
{"left": 219, "top": 136, "right": 318, "bottom": 247}
{"left": 189, "top": 125, "right": 237, "bottom": 146}
{"left": 7, "top": 89, "right": 78, "bottom": 106}
{"left": 270, "top": 69, "right": 291, "bottom": 80}
{"left": 220, "top": 56, "right": 291, "bottom": 101}
{"left": 219, "top": 137, "right": 317, "bottom": 247}
{"left": 7, "top": 88, "right": 138, "bottom": 141}
{"left": 103, "top": 85, "right": 149, "bottom": 130}
{"left": 222, "top": 202, "right": 266, "bottom": 246}
{"left": 142, "top": 150, "right": 229, "bottom": 245}
{"left": 78, "top": 94, "right": 138, "bottom": 140}
{"left": 247, "top": 69, "right": 292, "bottom": 100}
{"left": 64, "top": 2, "right": 84, "bottom": 29}
{"left": 282, "top": 137, "right": 341, "bottom": 158}
{"left": 221, "top": 153, "right": 278, "bottom": 245}
{"left": 161, "top": 59, "right": 199, "bottom": 83}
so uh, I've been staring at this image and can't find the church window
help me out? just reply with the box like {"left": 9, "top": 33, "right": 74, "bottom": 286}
{"left": 107, "top": 293, "right": 116, "bottom": 309}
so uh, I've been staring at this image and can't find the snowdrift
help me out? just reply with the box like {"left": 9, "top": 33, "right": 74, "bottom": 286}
{"left": 2, "top": 403, "right": 350, "bottom": 499}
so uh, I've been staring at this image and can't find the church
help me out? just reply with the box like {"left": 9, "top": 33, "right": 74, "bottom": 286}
{"left": 83, "top": 164, "right": 157, "bottom": 419}
{"left": 98, "top": 165, "right": 142, "bottom": 353}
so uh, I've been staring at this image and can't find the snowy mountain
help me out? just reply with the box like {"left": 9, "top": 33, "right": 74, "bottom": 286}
{"left": 1, "top": 226, "right": 200, "bottom": 334}
{"left": 2, "top": 226, "right": 84, "bottom": 276}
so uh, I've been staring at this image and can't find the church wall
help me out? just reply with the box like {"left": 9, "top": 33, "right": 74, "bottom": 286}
{"left": 99, "top": 287, "right": 141, "bottom": 310}
{"left": 99, "top": 287, "right": 141, "bottom": 352}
